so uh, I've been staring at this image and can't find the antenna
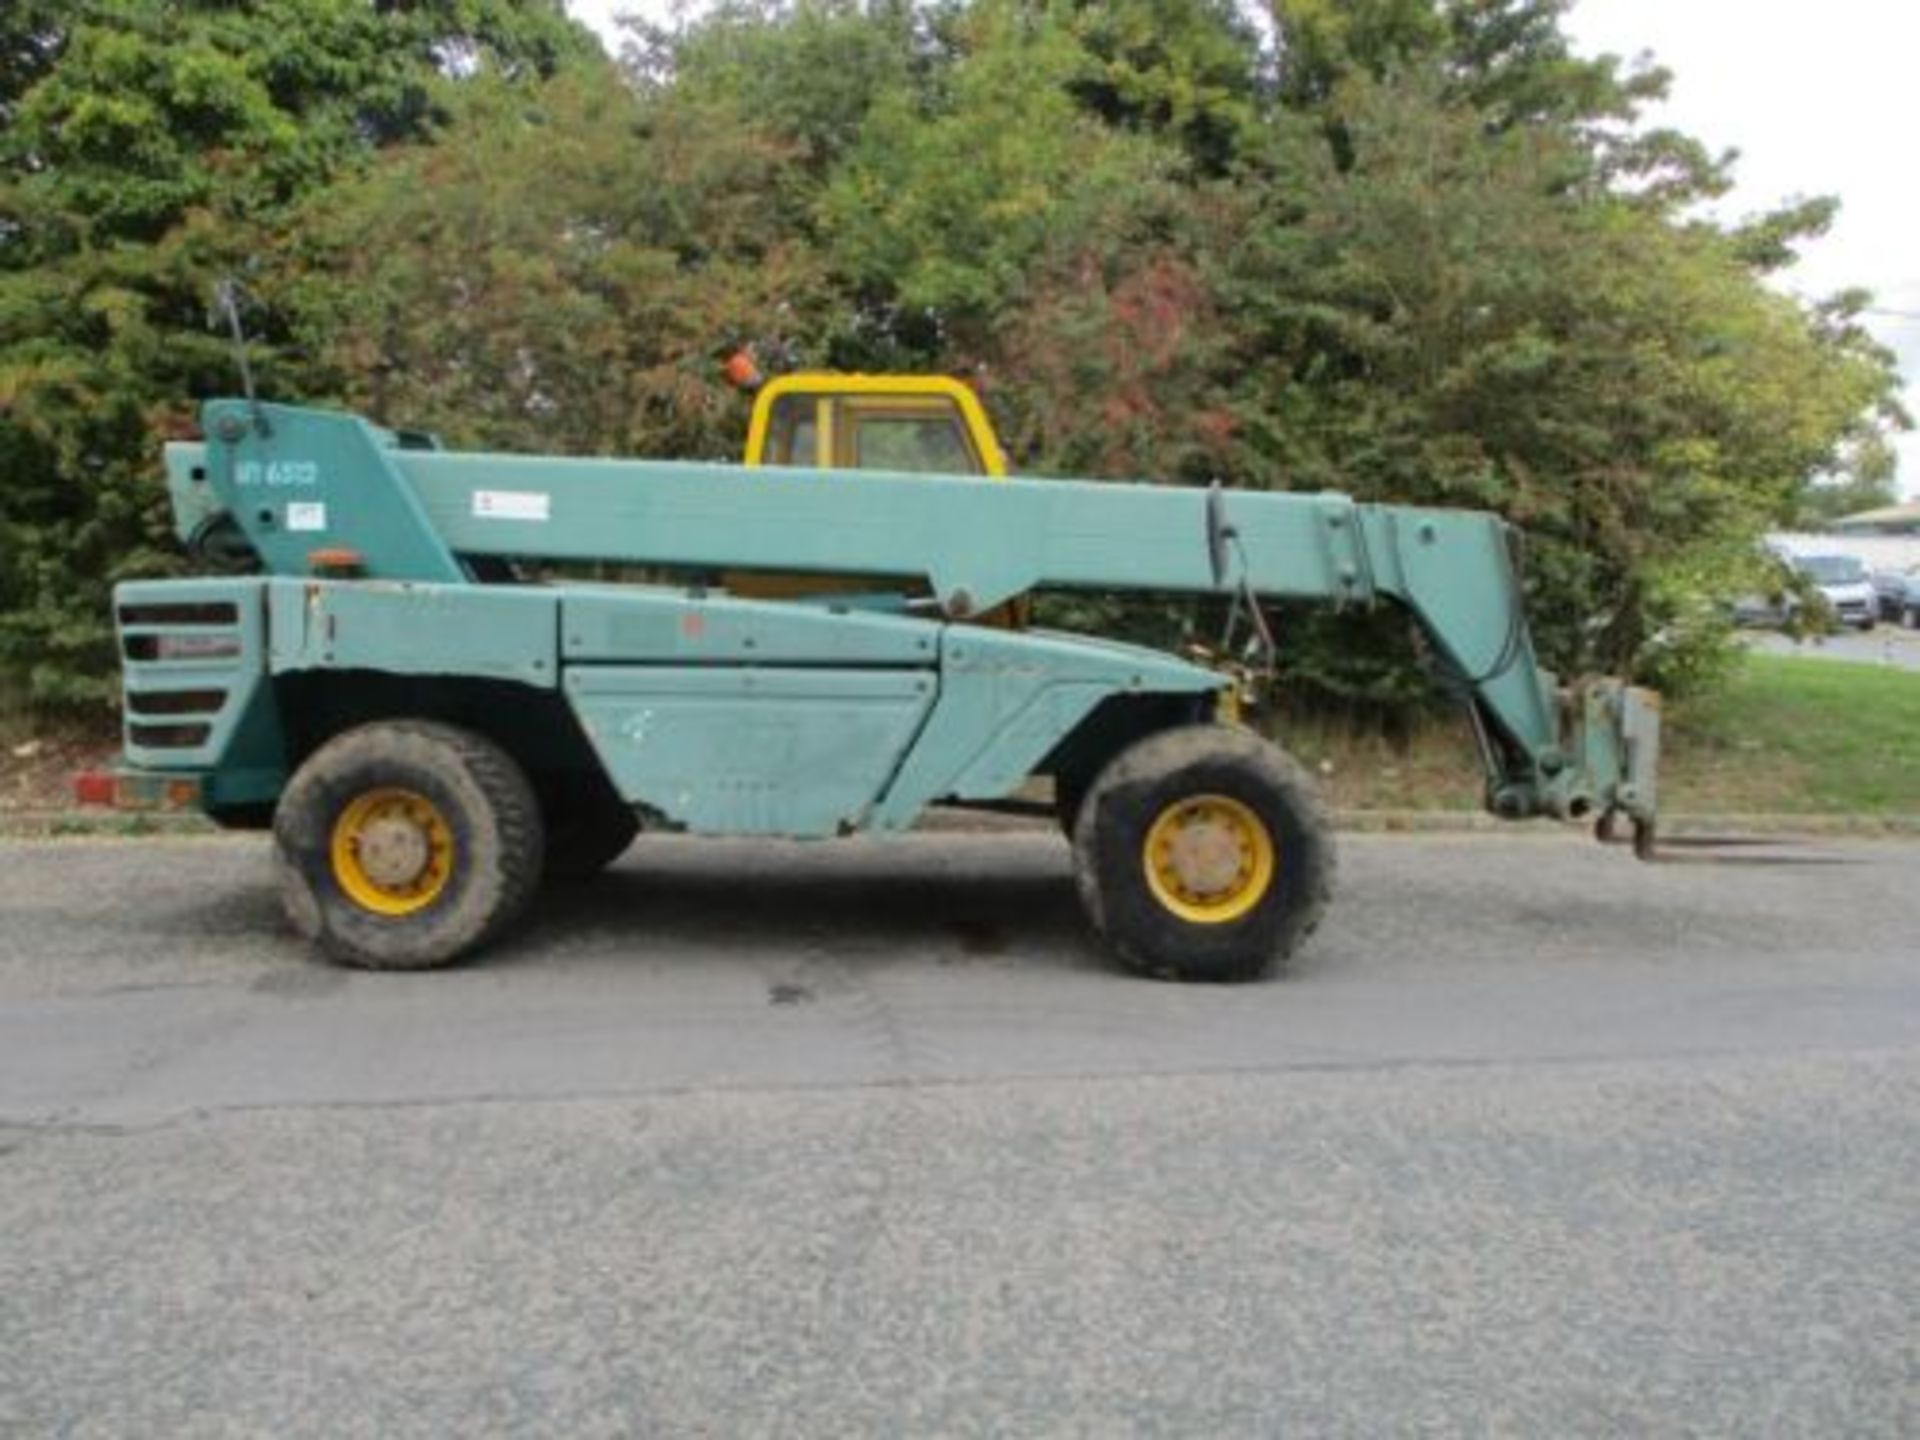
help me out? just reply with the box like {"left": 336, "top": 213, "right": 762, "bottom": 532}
{"left": 213, "top": 277, "right": 270, "bottom": 437}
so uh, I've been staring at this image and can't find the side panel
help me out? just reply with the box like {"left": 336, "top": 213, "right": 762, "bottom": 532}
{"left": 872, "top": 628, "right": 1221, "bottom": 828}
{"left": 266, "top": 580, "right": 559, "bottom": 688}
{"left": 561, "top": 587, "right": 938, "bottom": 666}
{"left": 564, "top": 666, "right": 936, "bottom": 837}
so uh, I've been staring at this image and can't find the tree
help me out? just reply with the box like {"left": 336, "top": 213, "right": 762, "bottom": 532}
{"left": 0, "top": 0, "right": 597, "bottom": 709}
{"left": 819, "top": 2, "right": 1175, "bottom": 353}
{"left": 280, "top": 66, "right": 836, "bottom": 462}
{"left": 1211, "top": 46, "right": 1895, "bottom": 696}
{"left": 1063, "top": 0, "right": 1264, "bottom": 173}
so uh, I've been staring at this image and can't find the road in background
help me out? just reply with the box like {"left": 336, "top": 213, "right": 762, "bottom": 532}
{"left": 1751, "top": 625, "right": 1920, "bottom": 671}
{"left": 2, "top": 833, "right": 1915, "bottom": 1435}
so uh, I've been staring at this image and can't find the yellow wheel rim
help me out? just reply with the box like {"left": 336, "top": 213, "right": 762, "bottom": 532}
{"left": 329, "top": 787, "right": 455, "bottom": 917}
{"left": 1142, "top": 793, "right": 1276, "bottom": 925}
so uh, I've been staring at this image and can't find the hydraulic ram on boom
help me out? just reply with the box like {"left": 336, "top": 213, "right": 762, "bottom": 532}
{"left": 102, "top": 397, "right": 1659, "bottom": 980}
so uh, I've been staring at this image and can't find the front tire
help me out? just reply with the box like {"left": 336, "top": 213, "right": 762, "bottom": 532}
{"left": 1053, "top": 773, "right": 1090, "bottom": 840}
{"left": 1071, "top": 725, "right": 1334, "bottom": 982}
{"left": 274, "top": 720, "right": 544, "bottom": 970}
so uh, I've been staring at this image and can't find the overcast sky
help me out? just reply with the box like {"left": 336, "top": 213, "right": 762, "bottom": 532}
{"left": 568, "top": 0, "right": 1920, "bottom": 498}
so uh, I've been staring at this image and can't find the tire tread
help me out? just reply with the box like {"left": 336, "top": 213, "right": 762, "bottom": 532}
{"left": 1072, "top": 724, "right": 1335, "bottom": 982}
{"left": 274, "top": 719, "right": 543, "bottom": 969}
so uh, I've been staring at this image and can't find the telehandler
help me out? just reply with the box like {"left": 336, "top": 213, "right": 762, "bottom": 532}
{"left": 87, "top": 371, "right": 1660, "bottom": 981}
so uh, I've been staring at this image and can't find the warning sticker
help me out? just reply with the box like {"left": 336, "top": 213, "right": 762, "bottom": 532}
{"left": 472, "top": 490, "right": 551, "bottom": 522}
{"left": 286, "top": 501, "right": 328, "bottom": 532}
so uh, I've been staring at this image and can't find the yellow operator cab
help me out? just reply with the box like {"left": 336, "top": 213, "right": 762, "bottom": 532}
{"left": 732, "top": 374, "right": 1020, "bottom": 622}
{"left": 743, "top": 373, "right": 1009, "bottom": 477}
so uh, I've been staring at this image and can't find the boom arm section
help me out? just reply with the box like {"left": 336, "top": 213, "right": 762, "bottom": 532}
{"left": 1353, "top": 506, "right": 1659, "bottom": 830}
{"left": 171, "top": 399, "right": 1658, "bottom": 835}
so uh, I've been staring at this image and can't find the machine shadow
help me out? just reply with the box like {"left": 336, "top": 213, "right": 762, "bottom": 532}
{"left": 514, "top": 839, "right": 1099, "bottom": 971}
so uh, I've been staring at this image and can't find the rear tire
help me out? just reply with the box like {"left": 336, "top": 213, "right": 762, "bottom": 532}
{"left": 274, "top": 720, "right": 544, "bottom": 970}
{"left": 1071, "top": 725, "right": 1334, "bottom": 982}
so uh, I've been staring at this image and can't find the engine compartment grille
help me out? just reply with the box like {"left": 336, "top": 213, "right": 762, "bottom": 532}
{"left": 115, "top": 588, "right": 260, "bottom": 760}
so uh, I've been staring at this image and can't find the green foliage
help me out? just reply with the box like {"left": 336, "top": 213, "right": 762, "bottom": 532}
{"left": 1, "top": 0, "right": 1906, "bottom": 724}
{"left": 278, "top": 67, "right": 828, "bottom": 460}
{"left": 628, "top": 0, "right": 918, "bottom": 173}
{"left": 0, "top": 0, "right": 596, "bottom": 712}
{"left": 1064, "top": 0, "right": 1264, "bottom": 172}
{"left": 1211, "top": 72, "right": 1889, "bottom": 694}
{"left": 821, "top": 3, "right": 1176, "bottom": 341}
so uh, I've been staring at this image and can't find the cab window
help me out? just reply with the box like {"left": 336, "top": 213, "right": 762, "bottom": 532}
{"left": 762, "top": 394, "right": 818, "bottom": 467}
{"left": 849, "top": 412, "right": 976, "bottom": 474}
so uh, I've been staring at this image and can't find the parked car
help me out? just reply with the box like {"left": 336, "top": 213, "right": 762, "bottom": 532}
{"left": 1870, "top": 563, "right": 1920, "bottom": 626}
{"left": 1792, "top": 554, "right": 1878, "bottom": 630}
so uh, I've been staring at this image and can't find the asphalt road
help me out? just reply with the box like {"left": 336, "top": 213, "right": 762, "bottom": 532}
{"left": 2, "top": 831, "right": 1916, "bottom": 1436}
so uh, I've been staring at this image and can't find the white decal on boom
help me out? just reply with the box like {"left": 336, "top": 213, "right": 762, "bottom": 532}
{"left": 472, "top": 490, "right": 551, "bottom": 522}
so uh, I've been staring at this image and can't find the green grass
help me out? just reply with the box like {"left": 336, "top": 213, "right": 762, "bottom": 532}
{"left": 1662, "top": 655, "right": 1920, "bottom": 815}
{"left": 1275, "top": 712, "right": 1481, "bottom": 812}
{"left": 1275, "top": 652, "right": 1920, "bottom": 818}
